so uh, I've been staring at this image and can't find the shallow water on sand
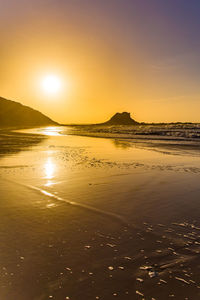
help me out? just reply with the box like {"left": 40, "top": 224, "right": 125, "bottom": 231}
{"left": 1, "top": 126, "right": 200, "bottom": 299}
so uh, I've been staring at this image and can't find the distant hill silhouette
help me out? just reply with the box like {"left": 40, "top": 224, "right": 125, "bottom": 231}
{"left": 102, "top": 112, "right": 138, "bottom": 125}
{"left": 0, "top": 97, "right": 58, "bottom": 127}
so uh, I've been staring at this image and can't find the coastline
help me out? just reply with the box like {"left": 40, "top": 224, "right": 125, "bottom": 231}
{"left": 66, "top": 123, "right": 200, "bottom": 139}
{"left": 1, "top": 126, "right": 200, "bottom": 299}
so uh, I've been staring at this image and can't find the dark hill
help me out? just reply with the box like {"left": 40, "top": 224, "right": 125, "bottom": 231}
{"left": 0, "top": 97, "right": 58, "bottom": 127}
{"left": 102, "top": 112, "right": 138, "bottom": 125}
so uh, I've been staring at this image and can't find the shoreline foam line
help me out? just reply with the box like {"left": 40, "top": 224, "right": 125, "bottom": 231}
{"left": 10, "top": 179, "right": 130, "bottom": 227}
{"left": 29, "top": 184, "right": 129, "bottom": 225}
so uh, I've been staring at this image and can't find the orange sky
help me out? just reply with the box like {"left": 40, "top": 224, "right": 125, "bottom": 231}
{"left": 1, "top": 0, "right": 200, "bottom": 123}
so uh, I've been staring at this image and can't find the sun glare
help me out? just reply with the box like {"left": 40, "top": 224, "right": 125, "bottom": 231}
{"left": 41, "top": 74, "right": 62, "bottom": 95}
{"left": 44, "top": 157, "right": 55, "bottom": 179}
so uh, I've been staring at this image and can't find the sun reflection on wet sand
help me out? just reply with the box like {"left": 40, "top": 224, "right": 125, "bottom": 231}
{"left": 44, "top": 157, "right": 56, "bottom": 180}
{"left": 40, "top": 126, "right": 63, "bottom": 136}
{"left": 2, "top": 128, "right": 200, "bottom": 299}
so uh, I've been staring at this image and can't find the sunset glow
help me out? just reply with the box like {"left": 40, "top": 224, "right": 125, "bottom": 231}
{"left": 1, "top": 0, "right": 200, "bottom": 124}
{"left": 2, "top": 1, "right": 200, "bottom": 299}
{"left": 41, "top": 75, "right": 62, "bottom": 96}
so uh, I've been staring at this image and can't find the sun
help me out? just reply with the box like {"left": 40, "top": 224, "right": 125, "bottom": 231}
{"left": 41, "top": 74, "right": 62, "bottom": 95}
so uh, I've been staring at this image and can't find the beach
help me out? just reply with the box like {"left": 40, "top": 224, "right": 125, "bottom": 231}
{"left": 1, "top": 126, "right": 200, "bottom": 299}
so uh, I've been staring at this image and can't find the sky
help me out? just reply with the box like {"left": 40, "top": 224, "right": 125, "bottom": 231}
{"left": 0, "top": 0, "right": 200, "bottom": 123}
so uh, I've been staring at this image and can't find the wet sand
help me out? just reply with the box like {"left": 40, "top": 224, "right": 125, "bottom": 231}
{"left": 1, "top": 127, "right": 200, "bottom": 299}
